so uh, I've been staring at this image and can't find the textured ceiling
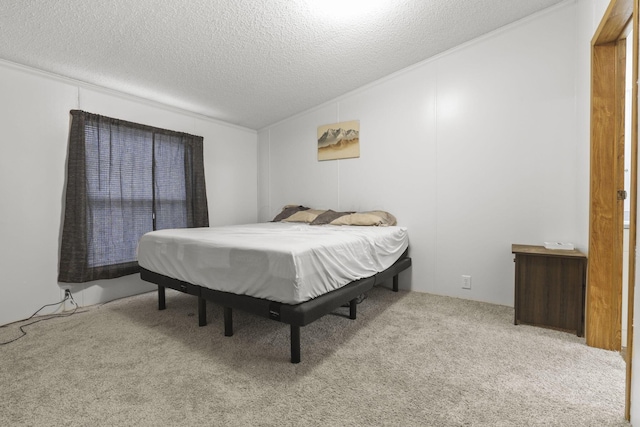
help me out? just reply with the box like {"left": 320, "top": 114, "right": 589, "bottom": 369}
{"left": 0, "top": 0, "right": 565, "bottom": 130}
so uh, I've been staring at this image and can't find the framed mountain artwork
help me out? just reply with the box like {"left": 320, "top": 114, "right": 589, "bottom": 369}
{"left": 317, "top": 120, "right": 360, "bottom": 161}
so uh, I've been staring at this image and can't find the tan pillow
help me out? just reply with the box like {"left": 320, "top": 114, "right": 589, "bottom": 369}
{"left": 330, "top": 211, "right": 397, "bottom": 226}
{"left": 365, "top": 210, "right": 397, "bottom": 226}
{"left": 330, "top": 213, "right": 381, "bottom": 226}
{"left": 282, "top": 209, "right": 326, "bottom": 223}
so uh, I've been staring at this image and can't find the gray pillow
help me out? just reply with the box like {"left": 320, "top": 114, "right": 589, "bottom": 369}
{"left": 272, "top": 205, "right": 310, "bottom": 222}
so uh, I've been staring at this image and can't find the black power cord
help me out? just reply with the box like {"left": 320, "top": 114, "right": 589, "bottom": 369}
{"left": 0, "top": 290, "right": 81, "bottom": 345}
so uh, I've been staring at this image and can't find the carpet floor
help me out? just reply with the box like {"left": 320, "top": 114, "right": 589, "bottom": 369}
{"left": 0, "top": 286, "right": 629, "bottom": 426}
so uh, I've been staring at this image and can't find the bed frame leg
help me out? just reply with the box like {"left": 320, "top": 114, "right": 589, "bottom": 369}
{"left": 224, "top": 307, "right": 233, "bottom": 337}
{"left": 349, "top": 299, "right": 357, "bottom": 320}
{"left": 393, "top": 275, "right": 399, "bottom": 292}
{"left": 158, "top": 286, "right": 166, "bottom": 310}
{"left": 198, "top": 297, "right": 207, "bottom": 326}
{"left": 291, "top": 325, "right": 301, "bottom": 364}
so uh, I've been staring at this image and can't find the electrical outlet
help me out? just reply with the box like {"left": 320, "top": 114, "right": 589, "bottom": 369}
{"left": 462, "top": 275, "right": 472, "bottom": 290}
{"left": 62, "top": 289, "right": 74, "bottom": 312}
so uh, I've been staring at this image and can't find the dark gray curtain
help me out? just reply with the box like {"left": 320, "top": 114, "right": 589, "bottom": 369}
{"left": 59, "top": 110, "right": 209, "bottom": 283}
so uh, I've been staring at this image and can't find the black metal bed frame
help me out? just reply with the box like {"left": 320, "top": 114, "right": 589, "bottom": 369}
{"left": 140, "top": 253, "right": 411, "bottom": 363}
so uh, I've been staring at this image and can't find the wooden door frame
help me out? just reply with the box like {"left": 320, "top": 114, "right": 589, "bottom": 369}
{"left": 589, "top": 0, "right": 637, "bottom": 420}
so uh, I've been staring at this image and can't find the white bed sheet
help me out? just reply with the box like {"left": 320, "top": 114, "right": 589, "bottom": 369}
{"left": 137, "top": 222, "right": 409, "bottom": 304}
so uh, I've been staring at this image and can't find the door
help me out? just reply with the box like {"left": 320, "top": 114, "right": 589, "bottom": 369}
{"left": 588, "top": 0, "right": 637, "bottom": 420}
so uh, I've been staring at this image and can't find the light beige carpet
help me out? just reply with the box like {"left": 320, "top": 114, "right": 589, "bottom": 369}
{"left": 0, "top": 286, "right": 628, "bottom": 426}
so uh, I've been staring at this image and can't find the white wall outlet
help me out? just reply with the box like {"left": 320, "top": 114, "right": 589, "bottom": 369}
{"left": 61, "top": 288, "right": 75, "bottom": 312}
{"left": 462, "top": 275, "right": 472, "bottom": 289}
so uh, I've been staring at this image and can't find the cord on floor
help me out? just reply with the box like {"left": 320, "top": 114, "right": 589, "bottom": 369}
{"left": 0, "top": 290, "right": 81, "bottom": 345}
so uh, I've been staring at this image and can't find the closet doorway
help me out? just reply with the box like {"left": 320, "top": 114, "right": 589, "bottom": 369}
{"left": 588, "top": 0, "right": 637, "bottom": 420}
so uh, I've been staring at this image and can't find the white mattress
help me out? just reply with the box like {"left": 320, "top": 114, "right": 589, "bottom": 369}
{"left": 137, "top": 222, "right": 409, "bottom": 304}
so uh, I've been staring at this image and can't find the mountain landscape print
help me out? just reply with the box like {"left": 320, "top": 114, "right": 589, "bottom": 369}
{"left": 317, "top": 120, "right": 360, "bottom": 161}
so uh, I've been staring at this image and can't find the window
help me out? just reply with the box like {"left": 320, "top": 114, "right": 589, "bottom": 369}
{"left": 59, "top": 110, "right": 209, "bottom": 283}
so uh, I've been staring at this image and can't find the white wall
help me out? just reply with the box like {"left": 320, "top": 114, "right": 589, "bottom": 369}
{"left": 258, "top": 1, "right": 582, "bottom": 307}
{"left": 260, "top": 0, "right": 640, "bottom": 421}
{"left": 0, "top": 61, "right": 257, "bottom": 326}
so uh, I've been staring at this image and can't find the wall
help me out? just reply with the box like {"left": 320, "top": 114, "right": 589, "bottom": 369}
{"left": 258, "top": 1, "right": 582, "bottom": 307}
{"left": 0, "top": 61, "right": 257, "bottom": 326}
{"left": 260, "top": 0, "right": 640, "bottom": 420}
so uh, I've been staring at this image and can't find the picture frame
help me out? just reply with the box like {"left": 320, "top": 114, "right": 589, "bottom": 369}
{"left": 317, "top": 120, "right": 360, "bottom": 161}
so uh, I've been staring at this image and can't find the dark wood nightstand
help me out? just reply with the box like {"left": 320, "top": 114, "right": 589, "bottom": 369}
{"left": 512, "top": 244, "right": 587, "bottom": 337}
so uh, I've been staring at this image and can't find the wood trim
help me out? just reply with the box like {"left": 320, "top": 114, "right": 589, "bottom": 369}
{"left": 588, "top": 40, "right": 625, "bottom": 351}
{"left": 626, "top": 1, "right": 638, "bottom": 420}
{"left": 616, "top": 37, "right": 627, "bottom": 349}
{"left": 616, "top": 39, "right": 627, "bottom": 323}
{"left": 591, "top": 0, "right": 636, "bottom": 420}
{"left": 594, "top": 0, "right": 634, "bottom": 45}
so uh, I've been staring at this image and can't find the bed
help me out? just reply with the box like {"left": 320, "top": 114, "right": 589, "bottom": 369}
{"left": 137, "top": 208, "right": 411, "bottom": 363}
